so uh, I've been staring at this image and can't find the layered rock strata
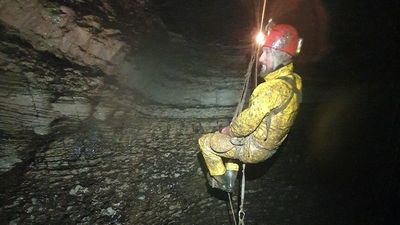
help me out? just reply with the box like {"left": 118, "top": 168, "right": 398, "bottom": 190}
{"left": 0, "top": 0, "right": 129, "bottom": 75}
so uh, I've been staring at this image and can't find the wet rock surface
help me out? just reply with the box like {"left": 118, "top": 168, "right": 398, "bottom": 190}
{"left": 121, "top": 34, "right": 249, "bottom": 106}
{"left": 0, "top": 31, "right": 102, "bottom": 173}
{"left": 0, "top": 20, "right": 238, "bottom": 224}
{"left": 0, "top": 23, "right": 259, "bottom": 224}
{"left": 1, "top": 116, "right": 224, "bottom": 224}
{"left": 0, "top": 0, "right": 162, "bottom": 75}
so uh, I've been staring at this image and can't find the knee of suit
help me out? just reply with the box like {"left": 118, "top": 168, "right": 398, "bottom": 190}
{"left": 237, "top": 146, "right": 277, "bottom": 164}
{"left": 198, "top": 133, "right": 212, "bottom": 152}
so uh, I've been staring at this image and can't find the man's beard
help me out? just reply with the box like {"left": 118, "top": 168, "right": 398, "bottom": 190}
{"left": 260, "top": 64, "right": 273, "bottom": 74}
{"left": 259, "top": 65, "right": 271, "bottom": 78}
{"left": 261, "top": 65, "right": 267, "bottom": 73}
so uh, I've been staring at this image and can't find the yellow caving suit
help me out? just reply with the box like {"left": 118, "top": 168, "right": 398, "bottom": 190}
{"left": 199, "top": 63, "right": 302, "bottom": 176}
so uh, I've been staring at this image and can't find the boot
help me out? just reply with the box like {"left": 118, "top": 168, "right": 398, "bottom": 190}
{"left": 207, "top": 170, "right": 238, "bottom": 192}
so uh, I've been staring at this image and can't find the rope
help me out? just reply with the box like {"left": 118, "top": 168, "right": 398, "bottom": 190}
{"left": 238, "top": 164, "right": 246, "bottom": 225}
{"left": 228, "top": 49, "right": 254, "bottom": 225}
{"left": 228, "top": 53, "right": 253, "bottom": 225}
{"left": 254, "top": 47, "right": 259, "bottom": 87}
{"left": 233, "top": 53, "right": 255, "bottom": 121}
{"left": 228, "top": 1, "right": 268, "bottom": 224}
{"left": 254, "top": 0, "right": 267, "bottom": 87}
{"left": 259, "top": 0, "right": 267, "bottom": 33}
{"left": 233, "top": 0, "right": 266, "bottom": 119}
{"left": 228, "top": 192, "right": 238, "bottom": 225}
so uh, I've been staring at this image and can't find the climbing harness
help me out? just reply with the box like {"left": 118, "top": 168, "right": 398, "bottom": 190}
{"left": 227, "top": 1, "right": 268, "bottom": 224}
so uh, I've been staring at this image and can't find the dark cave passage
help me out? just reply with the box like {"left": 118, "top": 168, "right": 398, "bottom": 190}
{"left": 152, "top": 0, "right": 253, "bottom": 44}
{"left": 0, "top": 0, "right": 399, "bottom": 225}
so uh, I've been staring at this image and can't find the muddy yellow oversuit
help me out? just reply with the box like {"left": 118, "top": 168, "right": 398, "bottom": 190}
{"left": 199, "top": 63, "right": 302, "bottom": 176}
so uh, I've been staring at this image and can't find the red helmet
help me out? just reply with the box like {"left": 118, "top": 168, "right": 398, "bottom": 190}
{"left": 264, "top": 24, "right": 301, "bottom": 56}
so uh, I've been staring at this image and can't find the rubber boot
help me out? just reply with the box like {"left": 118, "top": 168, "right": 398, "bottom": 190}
{"left": 223, "top": 161, "right": 239, "bottom": 191}
{"left": 207, "top": 170, "right": 238, "bottom": 192}
{"left": 223, "top": 170, "right": 238, "bottom": 192}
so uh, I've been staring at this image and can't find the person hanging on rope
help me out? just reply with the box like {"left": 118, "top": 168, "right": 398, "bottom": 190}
{"left": 198, "top": 23, "right": 303, "bottom": 192}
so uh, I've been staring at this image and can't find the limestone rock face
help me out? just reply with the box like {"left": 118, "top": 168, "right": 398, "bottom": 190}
{"left": 0, "top": 28, "right": 237, "bottom": 224}
{"left": 0, "top": 0, "right": 129, "bottom": 75}
{"left": 0, "top": 33, "right": 106, "bottom": 174}
{"left": 0, "top": 0, "right": 166, "bottom": 168}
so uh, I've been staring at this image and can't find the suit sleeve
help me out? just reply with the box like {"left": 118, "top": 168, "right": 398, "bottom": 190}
{"left": 230, "top": 81, "right": 291, "bottom": 137}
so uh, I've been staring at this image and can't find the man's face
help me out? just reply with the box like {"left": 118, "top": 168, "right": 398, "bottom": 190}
{"left": 259, "top": 47, "right": 274, "bottom": 74}
{"left": 259, "top": 47, "right": 292, "bottom": 74}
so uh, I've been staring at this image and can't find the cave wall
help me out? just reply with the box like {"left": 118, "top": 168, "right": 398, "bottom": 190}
{"left": 0, "top": 31, "right": 102, "bottom": 174}
{"left": 0, "top": 3, "right": 242, "bottom": 224}
{"left": 0, "top": 0, "right": 244, "bottom": 178}
{"left": 0, "top": 0, "right": 163, "bottom": 76}
{"left": 0, "top": 30, "right": 234, "bottom": 224}
{"left": 0, "top": 0, "right": 399, "bottom": 224}
{"left": 0, "top": 0, "right": 166, "bottom": 174}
